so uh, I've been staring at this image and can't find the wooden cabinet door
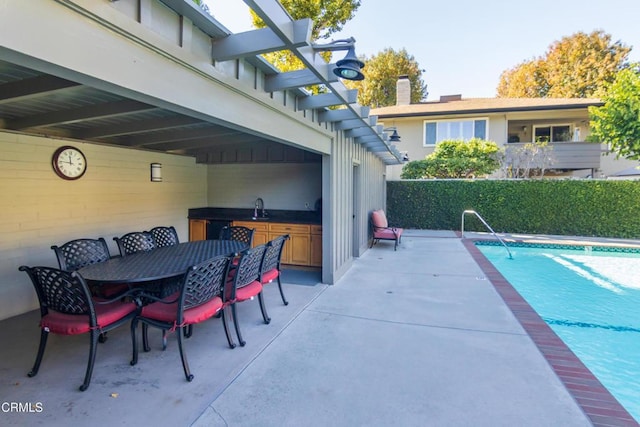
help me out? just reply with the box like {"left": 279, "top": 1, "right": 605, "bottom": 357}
{"left": 252, "top": 231, "right": 268, "bottom": 247}
{"left": 310, "top": 233, "right": 322, "bottom": 267}
{"left": 268, "top": 223, "right": 310, "bottom": 266}
{"left": 189, "top": 219, "right": 207, "bottom": 241}
{"left": 289, "top": 233, "right": 311, "bottom": 266}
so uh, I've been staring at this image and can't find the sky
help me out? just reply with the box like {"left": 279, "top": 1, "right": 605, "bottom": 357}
{"left": 203, "top": 0, "right": 640, "bottom": 101}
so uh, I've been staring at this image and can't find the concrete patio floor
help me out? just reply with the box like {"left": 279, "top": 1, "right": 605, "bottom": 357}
{"left": 1, "top": 231, "right": 637, "bottom": 426}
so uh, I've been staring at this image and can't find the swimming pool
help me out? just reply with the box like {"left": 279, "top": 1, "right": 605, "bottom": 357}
{"left": 476, "top": 243, "right": 640, "bottom": 422}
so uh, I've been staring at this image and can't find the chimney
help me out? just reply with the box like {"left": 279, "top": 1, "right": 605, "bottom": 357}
{"left": 439, "top": 94, "right": 462, "bottom": 102}
{"left": 396, "top": 75, "right": 411, "bottom": 105}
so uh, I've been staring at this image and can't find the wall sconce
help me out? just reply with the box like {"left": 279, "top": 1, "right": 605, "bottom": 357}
{"left": 150, "top": 163, "right": 162, "bottom": 182}
{"left": 401, "top": 152, "right": 410, "bottom": 162}
{"left": 522, "top": 126, "right": 527, "bottom": 133}
{"left": 312, "top": 37, "right": 365, "bottom": 81}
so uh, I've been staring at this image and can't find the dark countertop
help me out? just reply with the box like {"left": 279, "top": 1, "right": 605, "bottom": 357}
{"left": 188, "top": 207, "right": 321, "bottom": 225}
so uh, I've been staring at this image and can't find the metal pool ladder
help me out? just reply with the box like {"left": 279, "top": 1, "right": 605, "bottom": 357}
{"left": 461, "top": 210, "right": 513, "bottom": 259}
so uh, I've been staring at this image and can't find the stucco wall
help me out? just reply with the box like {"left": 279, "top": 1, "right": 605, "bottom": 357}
{"left": 382, "top": 110, "right": 618, "bottom": 180}
{"left": 0, "top": 132, "right": 207, "bottom": 321}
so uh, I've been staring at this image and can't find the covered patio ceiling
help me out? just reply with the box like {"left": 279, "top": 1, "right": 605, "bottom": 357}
{"left": 0, "top": 0, "right": 403, "bottom": 165}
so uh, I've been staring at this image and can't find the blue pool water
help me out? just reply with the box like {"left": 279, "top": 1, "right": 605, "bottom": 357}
{"left": 477, "top": 243, "right": 640, "bottom": 422}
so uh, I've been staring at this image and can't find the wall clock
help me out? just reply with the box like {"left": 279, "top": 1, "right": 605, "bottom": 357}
{"left": 52, "top": 146, "right": 87, "bottom": 180}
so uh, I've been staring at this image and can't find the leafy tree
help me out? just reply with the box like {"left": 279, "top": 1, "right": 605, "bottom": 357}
{"left": 191, "top": 0, "right": 209, "bottom": 13}
{"left": 496, "top": 59, "right": 548, "bottom": 98}
{"left": 497, "top": 30, "right": 631, "bottom": 98}
{"left": 400, "top": 139, "right": 500, "bottom": 179}
{"left": 343, "top": 48, "right": 427, "bottom": 107}
{"left": 588, "top": 64, "right": 640, "bottom": 159}
{"left": 250, "top": 0, "right": 361, "bottom": 73}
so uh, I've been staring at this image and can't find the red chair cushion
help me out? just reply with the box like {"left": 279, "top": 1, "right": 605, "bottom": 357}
{"left": 373, "top": 228, "right": 403, "bottom": 239}
{"left": 41, "top": 301, "right": 137, "bottom": 335}
{"left": 140, "top": 296, "right": 223, "bottom": 325}
{"left": 261, "top": 268, "right": 279, "bottom": 284}
{"left": 371, "top": 210, "right": 388, "bottom": 228}
{"left": 235, "top": 280, "right": 262, "bottom": 302}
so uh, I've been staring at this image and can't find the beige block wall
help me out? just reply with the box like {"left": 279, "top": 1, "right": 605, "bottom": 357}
{"left": 0, "top": 132, "right": 207, "bottom": 321}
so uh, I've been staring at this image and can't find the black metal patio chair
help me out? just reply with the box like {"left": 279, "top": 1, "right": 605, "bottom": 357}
{"left": 225, "top": 245, "right": 268, "bottom": 347}
{"left": 260, "top": 234, "right": 290, "bottom": 306}
{"left": 219, "top": 226, "right": 254, "bottom": 248}
{"left": 114, "top": 231, "right": 156, "bottom": 257}
{"left": 19, "top": 265, "right": 137, "bottom": 391}
{"left": 130, "top": 255, "right": 234, "bottom": 382}
{"left": 149, "top": 226, "right": 179, "bottom": 248}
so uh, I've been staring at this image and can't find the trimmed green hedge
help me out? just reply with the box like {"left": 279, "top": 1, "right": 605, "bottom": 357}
{"left": 387, "top": 180, "right": 640, "bottom": 238}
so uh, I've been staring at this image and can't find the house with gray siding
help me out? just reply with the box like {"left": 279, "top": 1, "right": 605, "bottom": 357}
{"left": 0, "top": 0, "right": 403, "bottom": 321}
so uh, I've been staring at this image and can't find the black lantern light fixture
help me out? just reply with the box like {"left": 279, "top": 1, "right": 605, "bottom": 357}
{"left": 312, "top": 37, "right": 365, "bottom": 81}
{"left": 333, "top": 46, "right": 365, "bottom": 81}
{"left": 384, "top": 127, "right": 401, "bottom": 143}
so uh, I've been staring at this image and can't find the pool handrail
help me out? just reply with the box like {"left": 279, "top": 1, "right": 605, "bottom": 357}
{"left": 461, "top": 210, "right": 513, "bottom": 259}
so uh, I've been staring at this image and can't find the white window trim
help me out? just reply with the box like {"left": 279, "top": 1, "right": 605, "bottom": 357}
{"left": 422, "top": 117, "right": 489, "bottom": 147}
{"left": 532, "top": 123, "right": 573, "bottom": 143}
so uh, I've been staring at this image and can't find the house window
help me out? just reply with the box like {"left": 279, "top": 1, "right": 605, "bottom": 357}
{"left": 533, "top": 125, "right": 571, "bottom": 142}
{"left": 424, "top": 118, "right": 488, "bottom": 146}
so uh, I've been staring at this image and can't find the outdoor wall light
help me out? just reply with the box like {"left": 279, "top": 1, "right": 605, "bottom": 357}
{"left": 384, "top": 127, "right": 402, "bottom": 142}
{"left": 312, "top": 37, "right": 365, "bottom": 81}
{"left": 150, "top": 163, "right": 162, "bottom": 182}
{"left": 333, "top": 46, "right": 365, "bottom": 81}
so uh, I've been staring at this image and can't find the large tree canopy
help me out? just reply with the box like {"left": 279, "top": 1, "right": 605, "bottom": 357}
{"left": 588, "top": 64, "right": 640, "bottom": 159}
{"left": 343, "top": 47, "right": 427, "bottom": 107}
{"left": 250, "top": 0, "right": 361, "bottom": 73}
{"left": 497, "top": 30, "right": 631, "bottom": 98}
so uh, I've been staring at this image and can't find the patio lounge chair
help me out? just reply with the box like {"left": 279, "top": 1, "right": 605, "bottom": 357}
{"left": 370, "top": 209, "right": 403, "bottom": 251}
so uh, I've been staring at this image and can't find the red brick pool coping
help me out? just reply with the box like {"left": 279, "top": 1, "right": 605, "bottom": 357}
{"left": 463, "top": 239, "right": 639, "bottom": 427}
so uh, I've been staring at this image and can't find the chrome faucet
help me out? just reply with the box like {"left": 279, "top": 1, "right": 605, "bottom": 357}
{"left": 254, "top": 198, "right": 265, "bottom": 217}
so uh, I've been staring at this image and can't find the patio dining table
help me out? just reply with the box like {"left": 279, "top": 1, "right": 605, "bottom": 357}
{"left": 78, "top": 239, "right": 247, "bottom": 285}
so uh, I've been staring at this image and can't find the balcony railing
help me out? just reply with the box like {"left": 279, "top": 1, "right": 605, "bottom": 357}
{"left": 506, "top": 141, "right": 605, "bottom": 170}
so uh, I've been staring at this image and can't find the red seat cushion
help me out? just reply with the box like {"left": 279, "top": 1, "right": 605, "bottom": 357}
{"left": 261, "top": 268, "right": 279, "bottom": 284}
{"left": 235, "top": 280, "right": 262, "bottom": 302}
{"left": 41, "top": 301, "right": 137, "bottom": 335}
{"left": 140, "top": 296, "right": 224, "bottom": 325}
{"left": 373, "top": 228, "right": 403, "bottom": 239}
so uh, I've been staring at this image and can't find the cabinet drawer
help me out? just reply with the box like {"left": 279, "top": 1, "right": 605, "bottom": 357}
{"left": 268, "top": 223, "right": 310, "bottom": 234}
{"left": 311, "top": 225, "right": 322, "bottom": 235}
{"left": 233, "top": 221, "right": 269, "bottom": 232}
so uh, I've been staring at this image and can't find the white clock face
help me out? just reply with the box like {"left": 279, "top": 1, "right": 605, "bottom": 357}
{"left": 53, "top": 146, "right": 87, "bottom": 180}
